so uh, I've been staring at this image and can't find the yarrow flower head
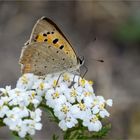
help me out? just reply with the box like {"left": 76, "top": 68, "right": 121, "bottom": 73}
{"left": 0, "top": 72, "right": 113, "bottom": 138}
{"left": 0, "top": 74, "right": 43, "bottom": 138}
{"left": 43, "top": 72, "right": 113, "bottom": 131}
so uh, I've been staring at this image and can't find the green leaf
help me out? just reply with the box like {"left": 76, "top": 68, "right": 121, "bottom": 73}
{"left": 12, "top": 131, "right": 33, "bottom": 140}
{"left": 11, "top": 131, "right": 22, "bottom": 140}
{"left": 63, "top": 123, "right": 111, "bottom": 140}
{"left": 52, "top": 134, "right": 59, "bottom": 140}
{"left": 90, "top": 123, "right": 111, "bottom": 139}
{"left": 25, "top": 135, "right": 33, "bottom": 140}
{"left": 0, "top": 119, "right": 5, "bottom": 127}
{"left": 40, "top": 103, "right": 59, "bottom": 123}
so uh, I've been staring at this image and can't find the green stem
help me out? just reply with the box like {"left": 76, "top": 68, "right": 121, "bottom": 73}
{"left": 40, "top": 103, "right": 59, "bottom": 123}
{"left": 25, "top": 135, "right": 33, "bottom": 140}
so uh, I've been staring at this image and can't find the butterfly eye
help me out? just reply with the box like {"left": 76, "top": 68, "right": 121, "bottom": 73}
{"left": 79, "top": 57, "right": 84, "bottom": 65}
{"left": 79, "top": 59, "right": 82, "bottom": 64}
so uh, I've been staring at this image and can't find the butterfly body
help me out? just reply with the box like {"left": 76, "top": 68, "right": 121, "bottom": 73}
{"left": 19, "top": 17, "right": 84, "bottom": 76}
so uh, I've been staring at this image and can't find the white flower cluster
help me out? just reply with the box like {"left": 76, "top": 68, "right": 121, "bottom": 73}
{"left": 44, "top": 73, "right": 112, "bottom": 131}
{"left": 0, "top": 72, "right": 113, "bottom": 138}
{"left": 0, "top": 74, "right": 43, "bottom": 138}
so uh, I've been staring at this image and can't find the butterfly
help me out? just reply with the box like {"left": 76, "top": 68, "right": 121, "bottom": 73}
{"left": 19, "top": 17, "right": 84, "bottom": 76}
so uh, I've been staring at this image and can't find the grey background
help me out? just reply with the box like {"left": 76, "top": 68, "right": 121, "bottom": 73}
{"left": 0, "top": 1, "right": 140, "bottom": 139}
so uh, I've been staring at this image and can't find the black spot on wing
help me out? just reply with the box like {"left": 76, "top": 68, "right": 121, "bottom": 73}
{"left": 59, "top": 45, "right": 64, "bottom": 49}
{"left": 38, "top": 72, "right": 42, "bottom": 75}
{"left": 34, "top": 35, "right": 38, "bottom": 42}
{"left": 41, "top": 17, "right": 72, "bottom": 47}
{"left": 35, "top": 35, "right": 38, "bottom": 39}
{"left": 53, "top": 39, "right": 58, "bottom": 44}
{"left": 43, "top": 33, "right": 47, "bottom": 36}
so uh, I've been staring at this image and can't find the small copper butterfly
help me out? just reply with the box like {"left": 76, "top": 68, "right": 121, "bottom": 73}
{"left": 19, "top": 17, "right": 84, "bottom": 76}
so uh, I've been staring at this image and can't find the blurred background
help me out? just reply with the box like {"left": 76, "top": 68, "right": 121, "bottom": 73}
{"left": 0, "top": 0, "right": 140, "bottom": 139}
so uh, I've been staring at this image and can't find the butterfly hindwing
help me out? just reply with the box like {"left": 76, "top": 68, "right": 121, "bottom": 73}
{"left": 19, "top": 42, "right": 79, "bottom": 75}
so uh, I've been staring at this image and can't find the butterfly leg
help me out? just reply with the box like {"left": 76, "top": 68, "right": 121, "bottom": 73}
{"left": 55, "top": 72, "right": 64, "bottom": 87}
{"left": 78, "top": 76, "right": 81, "bottom": 86}
{"left": 68, "top": 74, "right": 77, "bottom": 88}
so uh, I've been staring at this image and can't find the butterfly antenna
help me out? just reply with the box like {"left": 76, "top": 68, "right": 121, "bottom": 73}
{"left": 92, "top": 58, "right": 104, "bottom": 63}
{"left": 69, "top": 74, "right": 76, "bottom": 88}
{"left": 94, "top": 37, "right": 97, "bottom": 41}
{"left": 81, "top": 58, "right": 103, "bottom": 78}
{"left": 96, "top": 59, "right": 104, "bottom": 62}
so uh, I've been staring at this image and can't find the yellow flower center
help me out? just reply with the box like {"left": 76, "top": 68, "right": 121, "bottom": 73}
{"left": 16, "top": 91, "right": 20, "bottom": 96}
{"left": 78, "top": 102, "right": 86, "bottom": 111}
{"left": 88, "top": 80, "right": 94, "bottom": 85}
{"left": 53, "top": 80, "right": 57, "bottom": 88}
{"left": 84, "top": 92, "right": 91, "bottom": 97}
{"left": 90, "top": 116, "right": 98, "bottom": 122}
{"left": 70, "top": 90, "right": 77, "bottom": 97}
{"left": 21, "top": 75, "right": 28, "bottom": 84}
{"left": 39, "top": 82, "right": 44, "bottom": 90}
{"left": 80, "top": 79, "right": 86, "bottom": 87}
{"left": 31, "top": 92, "right": 35, "bottom": 98}
{"left": 99, "top": 103, "right": 105, "bottom": 110}
{"left": 52, "top": 92, "right": 59, "bottom": 99}
{"left": 10, "top": 114, "right": 15, "bottom": 120}
{"left": 61, "top": 105, "right": 69, "bottom": 114}
{"left": 63, "top": 74, "right": 70, "bottom": 81}
{"left": 92, "top": 99, "right": 98, "bottom": 106}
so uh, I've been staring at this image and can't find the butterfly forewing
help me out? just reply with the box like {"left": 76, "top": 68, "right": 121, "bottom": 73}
{"left": 29, "top": 17, "right": 77, "bottom": 61}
